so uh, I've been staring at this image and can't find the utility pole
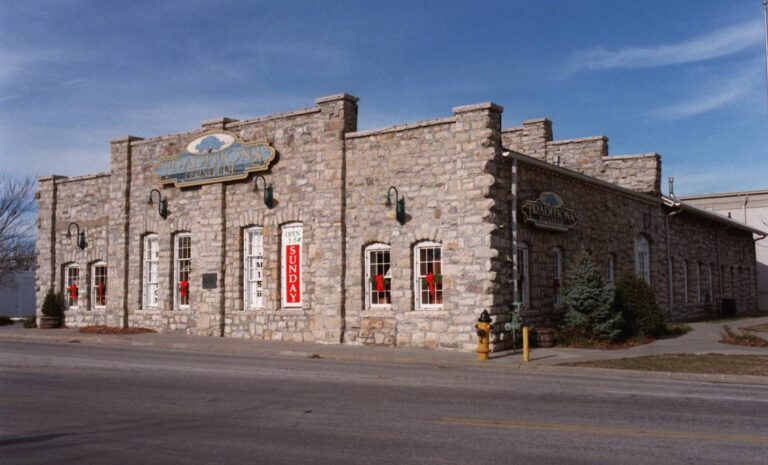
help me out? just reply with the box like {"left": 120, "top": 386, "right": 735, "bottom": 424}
{"left": 764, "top": 0, "right": 768, "bottom": 108}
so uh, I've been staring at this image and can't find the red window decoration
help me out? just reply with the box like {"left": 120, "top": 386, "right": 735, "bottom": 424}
{"left": 68, "top": 284, "right": 78, "bottom": 302}
{"left": 180, "top": 280, "right": 189, "bottom": 298}
{"left": 373, "top": 274, "right": 386, "bottom": 293}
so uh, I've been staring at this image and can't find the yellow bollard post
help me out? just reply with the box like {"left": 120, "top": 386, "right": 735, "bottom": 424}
{"left": 522, "top": 326, "right": 529, "bottom": 363}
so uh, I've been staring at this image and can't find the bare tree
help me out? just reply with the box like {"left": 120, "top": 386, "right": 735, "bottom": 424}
{"left": 0, "top": 176, "right": 36, "bottom": 287}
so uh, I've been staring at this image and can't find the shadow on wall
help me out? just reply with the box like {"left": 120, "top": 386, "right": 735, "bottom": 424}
{"left": 0, "top": 271, "right": 36, "bottom": 317}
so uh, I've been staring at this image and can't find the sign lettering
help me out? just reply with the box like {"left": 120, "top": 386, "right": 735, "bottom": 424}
{"left": 281, "top": 224, "right": 303, "bottom": 307}
{"left": 155, "top": 132, "right": 276, "bottom": 187}
{"left": 521, "top": 192, "right": 578, "bottom": 232}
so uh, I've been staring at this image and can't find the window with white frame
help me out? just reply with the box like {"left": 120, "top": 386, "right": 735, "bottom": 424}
{"left": 91, "top": 261, "right": 107, "bottom": 308}
{"left": 143, "top": 234, "right": 159, "bottom": 309}
{"left": 634, "top": 235, "right": 650, "bottom": 284}
{"left": 552, "top": 247, "right": 563, "bottom": 304}
{"left": 365, "top": 243, "right": 392, "bottom": 308}
{"left": 607, "top": 254, "right": 616, "bottom": 287}
{"left": 414, "top": 241, "right": 443, "bottom": 309}
{"left": 64, "top": 264, "right": 80, "bottom": 309}
{"left": 516, "top": 243, "right": 529, "bottom": 306}
{"left": 175, "top": 233, "right": 192, "bottom": 309}
{"left": 682, "top": 260, "right": 689, "bottom": 304}
{"left": 244, "top": 227, "right": 264, "bottom": 309}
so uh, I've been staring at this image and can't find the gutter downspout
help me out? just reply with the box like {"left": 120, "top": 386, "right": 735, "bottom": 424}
{"left": 511, "top": 155, "right": 518, "bottom": 307}
{"left": 665, "top": 197, "right": 683, "bottom": 319}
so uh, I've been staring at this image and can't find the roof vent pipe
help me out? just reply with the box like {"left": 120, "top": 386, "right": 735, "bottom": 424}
{"left": 668, "top": 177, "right": 676, "bottom": 199}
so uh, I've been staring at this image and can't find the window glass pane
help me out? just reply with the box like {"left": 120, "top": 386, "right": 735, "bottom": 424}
{"left": 367, "top": 247, "right": 391, "bottom": 306}
{"left": 415, "top": 245, "right": 443, "bottom": 307}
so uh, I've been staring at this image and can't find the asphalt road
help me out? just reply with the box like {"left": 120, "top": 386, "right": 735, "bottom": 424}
{"left": 1, "top": 339, "right": 767, "bottom": 465}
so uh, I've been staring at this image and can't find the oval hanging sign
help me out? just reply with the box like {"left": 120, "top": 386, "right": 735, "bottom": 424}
{"left": 155, "top": 131, "right": 276, "bottom": 187}
{"left": 521, "top": 192, "right": 578, "bottom": 232}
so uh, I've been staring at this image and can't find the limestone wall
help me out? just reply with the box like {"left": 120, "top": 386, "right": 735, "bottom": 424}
{"left": 342, "top": 103, "right": 504, "bottom": 351}
{"left": 515, "top": 159, "right": 757, "bottom": 328}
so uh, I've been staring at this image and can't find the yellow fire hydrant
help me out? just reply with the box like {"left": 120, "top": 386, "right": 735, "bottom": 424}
{"left": 475, "top": 310, "right": 493, "bottom": 361}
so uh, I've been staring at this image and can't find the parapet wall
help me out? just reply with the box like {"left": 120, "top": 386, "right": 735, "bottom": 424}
{"left": 502, "top": 119, "right": 661, "bottom": 195}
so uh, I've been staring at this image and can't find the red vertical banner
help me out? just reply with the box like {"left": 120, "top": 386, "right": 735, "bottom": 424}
{"left": 281, "top": 223, "right": 303, "bottom": 307}
{"left": 286, "top": 244, "right": 301, "bottom": 304}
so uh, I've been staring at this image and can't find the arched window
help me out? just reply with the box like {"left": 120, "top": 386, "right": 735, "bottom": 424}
{"left": 696, "top": 262, "right": 702, "bottom": 304}
{"left": 634, "top": 235, "right": 650, "bottom": 284}
{"left": 607, "top": 254, "right": 616, "bottom": 287}
{"left": 552, "top": 247, "right": 563, "bottom": 304}
{"left": 516, "top": 243, "right": 529, "bottom": 306}
{"left": 365, "top": 243, "right": 392, "bottom": 308}
{"left": 682, "top": 260, "right": 689, "bottom": 304}
{"left": 174, "top": 233, "right": 192, "bottom": 309}
{"left": 64, "top": 264, "right": 80, "bottom": 309}
{"left": 91, "top": 261, "right": 107, "bottom": 309}
{"left": 143, "top": 234, "right": 159, "bottom": 309}
{"left": 414, "top": 241, "right": 443, "bottom": 309}
{"left": 244, "top": 226, "right": 264, "bottom": 309}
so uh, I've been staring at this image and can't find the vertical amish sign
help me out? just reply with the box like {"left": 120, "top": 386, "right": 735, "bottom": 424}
{"left": 281, "top": 223, "right": 303, "bottom": 307}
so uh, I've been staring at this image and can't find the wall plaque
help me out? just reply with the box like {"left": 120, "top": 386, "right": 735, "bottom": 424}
{"left": 521, "top": 192, "right": 578, "bottom": 232}
{"left": 202, "top": 273, "right": 218, "bottom": 289}
{"left": 155, "top": 132, "right": 276, "bottom": 187}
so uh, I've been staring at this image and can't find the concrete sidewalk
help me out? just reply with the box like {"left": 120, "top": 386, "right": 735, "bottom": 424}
{"left": 1, "top": 316, "right": 768, "bottom": 370}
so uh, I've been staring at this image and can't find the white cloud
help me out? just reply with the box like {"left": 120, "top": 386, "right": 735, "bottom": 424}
{"left": 654, "top": 60, "right": 762, "bottom": 119}
{"left": 570, "top": 19, "right": 763, "bottom": 71}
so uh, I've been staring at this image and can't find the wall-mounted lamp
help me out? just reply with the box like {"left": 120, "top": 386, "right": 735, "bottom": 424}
{"left": 385, "top": 186, "right": 406, "bottom": 225}
{"left": 67, "top": 222, "right": 87, "bottom": 250}
{"left": 148, "top": 189, "right": 168, "bottom": 219}
{"left": 643, "top": 206, "right": 652, "bottom": 229}
{"left": 254, "top": 175, "right": 274, "bottom": 209}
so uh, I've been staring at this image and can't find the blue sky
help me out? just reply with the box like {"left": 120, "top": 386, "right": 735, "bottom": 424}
{"left": 1, "top": 0, "right": 766, "bottom": 195}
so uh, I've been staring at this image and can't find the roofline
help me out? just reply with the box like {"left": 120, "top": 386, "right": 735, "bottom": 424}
{"left": 679, "top": 188, "right": 768, "bottom": 200}
{"left": 505, "top": 150, "right": 661, "bottom": 205}
{"left": 661, "top": 196, "right": 768, "bottom": 236}
{"left": 506, "top": 150, "right": 767, "bottom": 236}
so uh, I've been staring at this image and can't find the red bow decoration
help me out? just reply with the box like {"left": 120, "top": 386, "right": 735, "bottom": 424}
{"left": 425, "top": 272, "right": 436, "bottom": 299}
{"left": 97, "top": 282, "right": 104, "bottom": 303}
{"left": 374, "top": 274, "right": 385, "bottom": 293}
{"left": 180, "top": 280, "right": 189, "bottom": 298}
{"left": 68, "top": 284, "right": 78, "bottom": 302}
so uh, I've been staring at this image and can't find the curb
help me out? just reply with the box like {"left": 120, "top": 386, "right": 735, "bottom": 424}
{"left": 3, "top": 330, "right": 768, "bottom": 385}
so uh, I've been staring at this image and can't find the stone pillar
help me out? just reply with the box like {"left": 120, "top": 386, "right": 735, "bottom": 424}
{"left": 312, "top": 93, "right": 358, "bottom": 343}
{"left": 521, "top": 118, "right": 552, "bottom": 161}
{"left": 452, "top": 102, "right": 507, "bottom": 348}
{"left": 194, "top": 182, "right": 226, "bottom": 337}
{"left": 108, "top": 135, "right": 143, "bottom": 328}
{"left": 35, "top": 176, "right": 66, "bottom": 322}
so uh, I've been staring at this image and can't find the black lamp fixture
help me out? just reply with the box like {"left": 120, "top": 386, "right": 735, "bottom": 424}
{"left": 148, "top": 189, "right": 168, "bottom": 219}
{"left": 254, "top": 175, "right": 274, "bottom": 209}
{"left": 67, "top": 222, "right": 87, "bottom": 250}
{"left": 643, "top": 206, "right": 652, "bottom": 229}
{"left": 385, "top": 186, "right": 406, "bottom": 225}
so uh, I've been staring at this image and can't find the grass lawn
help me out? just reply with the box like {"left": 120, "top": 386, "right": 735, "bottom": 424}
{"left": 562, "top": 354, "right": 768, "bottom": 376}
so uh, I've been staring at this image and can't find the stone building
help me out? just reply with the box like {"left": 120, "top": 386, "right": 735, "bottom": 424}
{"left": 680, "top": 189, "right": 768, "bottom": 311}
{"left": 35, "top": 94, "right": 764, "bottom": 352}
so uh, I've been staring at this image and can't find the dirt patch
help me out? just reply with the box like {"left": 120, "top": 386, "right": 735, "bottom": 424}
{"left": 78, "top": 325, "right": 157, "bottom": 335}
{"left": 562, "top": 354, "right": 768, "bottom": 376}
{"left": 720, "top": 325, "right": 768, "bottom": 348}
{"left": 741, "top": 323, "right": 768, "bottom": 334}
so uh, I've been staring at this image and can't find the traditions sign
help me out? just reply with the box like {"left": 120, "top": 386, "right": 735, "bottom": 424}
{"left": 155, "top": 132, "right": 276, "bottom": 187}
{"left": 281, "top": 223, "right": 303, "bottom": 307}
{"left": 521, "top": 192, "right": 578, "bottom": 232}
